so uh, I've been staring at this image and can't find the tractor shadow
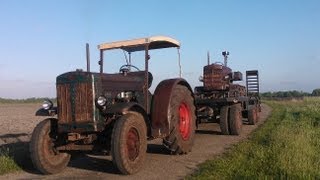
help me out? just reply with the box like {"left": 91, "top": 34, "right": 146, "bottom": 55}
{"left": 0, "top": 135, "right": 121, "bottom": 175}
{"left": 0, "top": 133, "right": 172, "bottom": 175}
{"left": 195, "top": 119, "right": 252, "bottom": 135}
{"left": 195, "top": 129, "right": 221, "bottom": 135}
{"left": 67, "top": 153, "right": 120, "bottom": 174}
{"left": 147, "top": 143, "right": 171, "bottom": 155}
{"left": 0, "top": 133, "right": 37, "bottom": 174}
{"left": 68, "top": 142, "right": 171, "bottom": 174}
{"left": 195, "top": 122, "right": 222, "bottom": 135}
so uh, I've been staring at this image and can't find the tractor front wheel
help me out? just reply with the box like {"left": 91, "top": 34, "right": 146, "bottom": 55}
{"left": 111, "top": 112, "right": 147, "bottom": 174}
{"left": 29, "top": 119, "right": 70, "bottom": 174}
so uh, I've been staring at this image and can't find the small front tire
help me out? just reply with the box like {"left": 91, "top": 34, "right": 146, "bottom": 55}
{"left": 111, "top": 112, "right": 147, "bottom": 174}
{"left": 30, "top": 118, "right": 70, "bottom": 174}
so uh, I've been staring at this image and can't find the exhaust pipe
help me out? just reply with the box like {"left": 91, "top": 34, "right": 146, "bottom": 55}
{"left": 86, "top": 43, "right": 90, "bottom": 72}
{"left": 222, "top": 51, "right": 229, "bottom": 67}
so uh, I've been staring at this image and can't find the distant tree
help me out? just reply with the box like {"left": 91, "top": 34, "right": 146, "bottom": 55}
{"left": 260, "top": 90, "right": 310, "bottom": 98}
{"left": 312, "top": 89, "right": 320, "bottom": 96}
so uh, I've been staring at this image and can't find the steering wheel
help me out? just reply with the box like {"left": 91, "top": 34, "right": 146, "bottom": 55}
{"left": 119, "top": 64, "right": 140, "bottom": 73}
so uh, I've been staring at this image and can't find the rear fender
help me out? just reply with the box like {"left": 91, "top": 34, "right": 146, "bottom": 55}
{"left": 151, "top": 78, "right": 193, "bottom": 138}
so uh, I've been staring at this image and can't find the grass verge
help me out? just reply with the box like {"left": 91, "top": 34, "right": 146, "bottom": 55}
{"left": 188, "top": 97, "right": 320, "bottom": 179}
{"left": 0, "top": 148, "right": 20, "bottom": 175}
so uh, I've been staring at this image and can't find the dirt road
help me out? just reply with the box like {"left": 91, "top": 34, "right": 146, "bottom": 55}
{"left": 0, "top": 103, "right": 271, "bottom": 180}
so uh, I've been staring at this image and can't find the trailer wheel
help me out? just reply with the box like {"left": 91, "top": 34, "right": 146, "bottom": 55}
{"left": 229, "top": 104, "right": 242, "bottom": 135}
{"left": 256, "top": 105, "right": 261, "bottom": 120}
{"left": 248, "top": 107, "right": 257, "bottom": 125}
{"left": 30, "top": 119, "right": 70, "bottom": 174}
{"left": 163, "top": 85, "right": 196, "bottom": 154}
{"left": 111, "top": 112, "right": 147, "bottom": 174}
{"left": 220, "top": 106, "right": 230, "bottom": 135}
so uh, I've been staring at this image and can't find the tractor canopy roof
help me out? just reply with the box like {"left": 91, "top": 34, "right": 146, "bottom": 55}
{"left": 98, "top": 35, "right": 180, "bottom": 52}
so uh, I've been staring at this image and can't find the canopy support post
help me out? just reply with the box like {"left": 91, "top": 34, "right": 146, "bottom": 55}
{"left": 178, "top": 47, "right": 182, "bottom": 78}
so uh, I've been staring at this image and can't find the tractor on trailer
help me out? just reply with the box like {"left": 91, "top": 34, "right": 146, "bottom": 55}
{"left": 194, "top": 51, "right": 260, "bottom": 135}
{"left": 30, "top": 36, "right": 196, "bottom": 175}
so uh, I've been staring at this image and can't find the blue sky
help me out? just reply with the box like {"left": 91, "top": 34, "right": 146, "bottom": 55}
{"left": 0, "top": 0, "right": 319, "bottom": 98}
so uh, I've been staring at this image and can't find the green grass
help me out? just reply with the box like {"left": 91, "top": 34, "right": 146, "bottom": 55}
{"left": 188, "top": 97, "right": 320, "bottom": 179}
{"left": 0, "top": 148, "right": 20, "bottom": 175}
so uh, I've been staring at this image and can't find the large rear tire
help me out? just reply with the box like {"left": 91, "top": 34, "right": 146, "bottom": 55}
{"left": 229, "top": 104, "right": 242, "bottom": 135}
{"left": 111, "top": 112, "right": 147, "bottom": 174}
{"left": 163, "top": 85, "right": 196, "bottom": 154}
{"left": 220, "top": 106, "right": 230, "bottom": 135}
{"left": 30, "top": 119, "right": 70, "bottom": 174}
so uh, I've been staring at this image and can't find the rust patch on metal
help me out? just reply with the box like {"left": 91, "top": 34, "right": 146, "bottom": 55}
{"left": 203, "top": 64, "right": 232, "bottom": 91}
{"left": 75, "top": 82, "right": 93, "bottom": 123}
{"left": 57, "top": 84, "right": 72, "bottom": 124}
{"left": 57, "top": 82, "right": 93, "bottom": 125}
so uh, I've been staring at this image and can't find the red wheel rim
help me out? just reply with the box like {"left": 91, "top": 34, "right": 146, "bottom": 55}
{"left": 179, "top": 102, "right": 191, "bottom": 140}
{"left": 127, "top": 127, "right": 140, "bottom": 161}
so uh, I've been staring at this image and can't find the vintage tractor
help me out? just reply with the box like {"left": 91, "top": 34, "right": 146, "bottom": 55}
{"left": 195, "top": 51, "right": 260, "bottom": 135}
{"left": 30, "top": 36, "right": 196, "bottom": 175}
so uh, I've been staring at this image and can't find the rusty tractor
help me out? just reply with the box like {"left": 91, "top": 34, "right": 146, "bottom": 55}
{"left": 195, "top": 51, "right": 260, "bottom": 135}
{"left": 30, "top": 36, "right": 196, "bottom": 175}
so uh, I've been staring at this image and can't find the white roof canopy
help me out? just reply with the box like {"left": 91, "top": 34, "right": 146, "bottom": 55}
{"left": 98, "top": 36, "right": 180, "bottom": 52}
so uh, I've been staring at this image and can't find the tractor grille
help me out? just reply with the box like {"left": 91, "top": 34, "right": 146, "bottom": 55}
{"left": 57, "top": 82, "right": 94, "bottom": 124}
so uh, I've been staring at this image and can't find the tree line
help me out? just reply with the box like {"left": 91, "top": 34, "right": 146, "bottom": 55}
{"left": 260, "top": 88, "right": 320, "bottom": 98}
{"left": 1, "top": 88, "right": 320, "bottom": 102}
{"left": 0, "top": 97, "right": 56, "bottom": 104}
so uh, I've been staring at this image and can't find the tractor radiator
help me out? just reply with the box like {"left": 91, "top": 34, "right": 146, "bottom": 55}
{"left": 57, "top": 82, "right": 94, "bottom": 124}
{"left": 203, "top": 64, "right": 232, "bottom": 90}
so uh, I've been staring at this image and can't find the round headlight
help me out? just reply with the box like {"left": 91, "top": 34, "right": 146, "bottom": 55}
{"left": 42, "top": 100, "right": 53, "bottom": 110}
{"left": 97, "top": 96, "right": 107, "bottom": 106}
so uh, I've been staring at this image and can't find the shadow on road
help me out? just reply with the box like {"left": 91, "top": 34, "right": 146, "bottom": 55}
{"left": 0, "top": 133, "right": 174, "bottom": 175}
{"left": 0, "top": 133, "right": 38, "bottom": 174}
{"left": 0, "top": 133, "right": 29, "bottom": 139}
{"left": 68, "top": 153, "right": 121, "bottom": 174}
{"left": 147, "top": 143, "right": 171, "bottom": 155}
{"left": 195, "top": 129, "right": 221, "bottom": 135}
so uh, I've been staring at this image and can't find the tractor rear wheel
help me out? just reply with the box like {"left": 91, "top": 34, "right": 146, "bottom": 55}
{"left": 163, "top": 85, "right": 196, "bottom": 154}
{"left": 30, "top": 119, "right": 70, "bottom": 174}
{"left": 229, "top": 104, "right": 242, "bottom": 135}
{"left": 220, "top": 106, "right": 230, "bottom": 135}
{"left": 111, "top": 112, "right": 147, "bottom": 174}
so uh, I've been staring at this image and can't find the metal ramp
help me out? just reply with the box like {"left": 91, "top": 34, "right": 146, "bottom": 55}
{"left": 246, "top": 70, "right": 259, "bottom": 96}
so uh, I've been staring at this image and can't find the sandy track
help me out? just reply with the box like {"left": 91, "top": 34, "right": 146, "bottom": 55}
{"left": 0, "top": 103, "right": 271, "bottom": 180}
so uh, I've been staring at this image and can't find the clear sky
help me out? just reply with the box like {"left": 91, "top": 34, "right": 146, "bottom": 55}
{"left": 0, "top": 0, "right": 319, "bottom": 98}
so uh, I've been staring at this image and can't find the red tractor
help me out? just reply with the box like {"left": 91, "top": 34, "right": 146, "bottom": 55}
{"left": 195, "top": 51, "right": 260, "bottom": 135}
{"left": 30, "top": 36, "right": 196, "bottom": 174}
